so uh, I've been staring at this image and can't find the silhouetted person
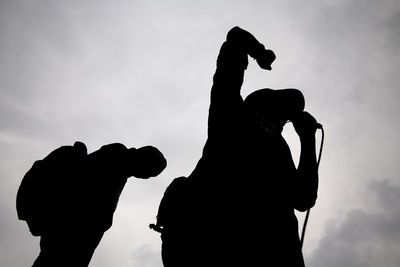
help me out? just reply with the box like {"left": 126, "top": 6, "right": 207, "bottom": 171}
{"left": 17, "top": 142, "right": 167, "bottom": 267}
{"left": 154, "top": 26, "right": 319, "bottom": 267}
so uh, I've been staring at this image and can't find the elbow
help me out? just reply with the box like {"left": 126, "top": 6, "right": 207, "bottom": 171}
{"left": 227, "top": 26, "right": 244, "bottom": 42}
{"left": 295, "top": 204, "right": 314, "bottom": 212}
{"left": 228, "top": 26, "right": 242, "bottom": 34}
{"left": 294, "top": 195, "right": 317, "bottom": 212}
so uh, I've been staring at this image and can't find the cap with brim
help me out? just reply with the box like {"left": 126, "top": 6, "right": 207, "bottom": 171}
{"left": 244, "top": 88, "right": 305, "bottom": 121}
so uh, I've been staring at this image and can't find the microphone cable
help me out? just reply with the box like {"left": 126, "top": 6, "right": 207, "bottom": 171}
{"left": 300, "top": 124, "right": 324, "bottom": 248}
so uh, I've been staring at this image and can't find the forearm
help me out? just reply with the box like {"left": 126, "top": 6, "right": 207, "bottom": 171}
{"left": 213, "top": 26, "right": 269, "bottom": 94}
{"left": 294, "top": 135, "right": 319, "bottom": 211}
{"left": 226, "top": 26, "right": 267, "bottom": 62}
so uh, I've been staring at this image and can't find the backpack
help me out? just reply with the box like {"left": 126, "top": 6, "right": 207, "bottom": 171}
{"left": 151, "top": 177, "right": 197, "bottom": 266}
{"left": 153, "top": 177, "right": 190, "bottom": 233}
{"left": 16, "top": 142, "right": 86, "bottom": 236}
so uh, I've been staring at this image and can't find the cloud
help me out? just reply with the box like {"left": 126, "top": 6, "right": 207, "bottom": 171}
{"left": 131, "top": 245, "right": 163, "bottom": 267}
{"left": 306, "top": 180, "right": 400, "bottom": 267}
{"left": 1, "top": 0, "right": 400, "bottom": 266}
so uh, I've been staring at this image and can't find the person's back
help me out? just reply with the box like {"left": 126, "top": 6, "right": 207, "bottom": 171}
{"left": 16, "top": 142, "right": 87, "bottom": 237}
{"left": 17, "top": 142, "right": 166, "bottom": 267}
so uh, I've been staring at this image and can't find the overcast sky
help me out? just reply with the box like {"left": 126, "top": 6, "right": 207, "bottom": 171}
{"left": 1, "top": 0, "right": 399, "bottom": 266}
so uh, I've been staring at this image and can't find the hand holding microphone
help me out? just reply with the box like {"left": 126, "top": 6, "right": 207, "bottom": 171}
{"left": 291, "top": 111, "right": 321, "bottom": 139}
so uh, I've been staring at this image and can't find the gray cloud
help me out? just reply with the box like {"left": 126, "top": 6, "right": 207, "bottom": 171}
{"left": 307, "top": 180, "right": 400, "bottom": 267}
{"left": 1, "top": 0, "right": 400, "bottom": 266}
{"left": 131, "top": 245, "right": 163, "bottom": 267}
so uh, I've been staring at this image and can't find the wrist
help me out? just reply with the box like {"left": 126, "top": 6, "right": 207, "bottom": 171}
{"left": 299, "top": 134, "right": 316, "bottom": 143}
{"left": 250, "top": 43, "right": 266, "bottom": 59}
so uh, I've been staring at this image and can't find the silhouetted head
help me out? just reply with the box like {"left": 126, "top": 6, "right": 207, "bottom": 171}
{"left": 244, "top": 88, "right": 305, "bottom": 132}
{"left": 129, "top": 146, "right": 167, "bottom": 179}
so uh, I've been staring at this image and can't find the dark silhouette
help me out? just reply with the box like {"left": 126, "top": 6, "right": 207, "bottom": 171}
{"left": 152, "top": 26, "right": 319, "bottom": 266}
{"left": 17, "top": 142, "right": 167, "bottom": 267}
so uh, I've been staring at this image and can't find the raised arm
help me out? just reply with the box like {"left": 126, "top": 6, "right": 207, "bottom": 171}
{"left": 208, "top": 27, "right": 275, "bottom": 134}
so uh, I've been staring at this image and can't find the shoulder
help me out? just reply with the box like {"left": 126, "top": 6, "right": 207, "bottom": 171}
{"left": 89, "top": 143, "right": 130, "bottom": 162}
{"left": 44, "top": 145, "right": 75, "bottom": 160}
{"left": 99, "top": 143, "right": 128, "bottom": 152}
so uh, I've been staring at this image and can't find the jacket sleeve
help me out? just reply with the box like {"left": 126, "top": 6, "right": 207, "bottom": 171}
{"left": 208, "top": 26, "right": 270, "bottom": 137}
